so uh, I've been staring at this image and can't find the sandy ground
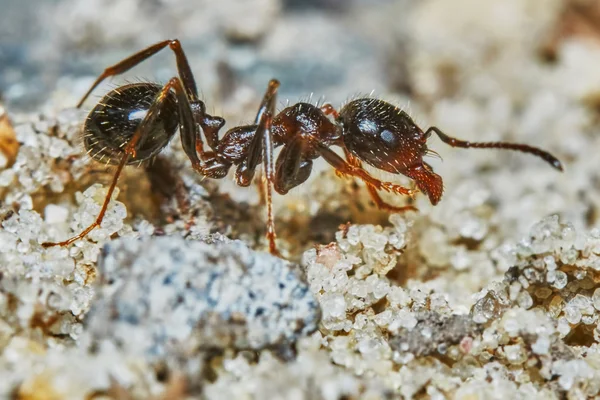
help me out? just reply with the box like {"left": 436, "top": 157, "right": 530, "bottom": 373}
{"left": 2, "top": 0, "right": 600, "bottom": 398}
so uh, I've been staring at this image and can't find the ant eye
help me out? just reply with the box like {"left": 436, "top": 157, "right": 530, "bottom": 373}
{"left": 358, "top": 119, "right": 378, "bottom": 134}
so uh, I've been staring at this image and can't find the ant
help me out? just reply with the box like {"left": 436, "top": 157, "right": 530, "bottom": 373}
{"left": 42, "top": 40, "right": 563, "bottom": 256}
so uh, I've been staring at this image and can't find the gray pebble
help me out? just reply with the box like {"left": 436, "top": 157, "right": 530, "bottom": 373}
{"left": 86, "top": 236, "right": 320, "bottom": 360}
{"left": 389, "top": 312, "right": 481, "bottom": 357}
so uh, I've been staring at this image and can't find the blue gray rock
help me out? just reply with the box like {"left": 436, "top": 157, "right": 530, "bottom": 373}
{"left": 86, "top": 236, "right": 320, "bottom": 360}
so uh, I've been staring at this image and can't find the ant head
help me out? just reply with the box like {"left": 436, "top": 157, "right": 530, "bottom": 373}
{"left": 339, "top": 98, "right": 428, "bottom": 174}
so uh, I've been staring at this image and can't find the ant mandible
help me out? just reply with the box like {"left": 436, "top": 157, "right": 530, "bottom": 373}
{"left": 42, "top": 40, "right": 563, "bottom": 256}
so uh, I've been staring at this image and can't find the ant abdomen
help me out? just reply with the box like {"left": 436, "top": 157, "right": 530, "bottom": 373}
{"left": 84, "top": 83, "right": 179, "bottom": 164}
{"left": 338, "top": 98, "right": 427, "bottom": 174}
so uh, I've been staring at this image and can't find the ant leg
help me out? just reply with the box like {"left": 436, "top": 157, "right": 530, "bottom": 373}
{"left": 260, "top": 80, "right": 279, "bottom": 255}
{"left": 150, "top": 74, "right": 231, "bottom": 180}
{"left": 78, "top": 39, "right": 199, "bottom": 107}
{"left": 343, "top": 150, "right": 416, "bottom": 212}
{"left": 273, "top": 135, "right": 313, "bottom": 195}
{"left": 235, "top": 80, "right": 280, "bottom": 184}
{"left": 425, "top": 126, "right": 563, "bottom": 171}
{"left": 42, "top": 152, "right": 128, "bottom": 248}
{"left": 43, "top": 78, "right": 187, "bottom": 248}
{"left": 317, "top": 144, "right": 416, "bottom": 197}
{"left": 235, "top": 79, "right": 280, "bottom": 255}
{"left": 365, "top": 185, "right": 417, "bottom": 212}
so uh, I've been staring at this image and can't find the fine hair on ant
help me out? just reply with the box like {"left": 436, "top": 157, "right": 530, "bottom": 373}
{"left": 42, "top": 39, "right": 563, "bottom": 256}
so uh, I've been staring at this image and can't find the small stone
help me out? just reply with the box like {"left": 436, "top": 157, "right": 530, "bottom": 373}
{"left": 87, "top": 236, "right": 321, "bottom": 359}
{"left": 552, "top": 271, "right": 568, "bottom": 289}
{"left": 534, "top": 287, "right": 553, "bottom": 300}
{"left": 472, "top": 292, "right": 500, "bottom": 323}
{"left": 516, "top": 291, "right": 533, "bottom": 309}
{"left": 392, "top": 309, "right": 418, "bottom": 331}
{"left": 321, "top": 293, "right": 347, "bottom": 327}
{"left": 450, "top": 247, "right": 470, "bottom": 271}
{"left": 504, "top": 344, "right": 527, "bottom": 365}
{"left": 592, "top": 288, "right": 600, "bottom": 311}
{"left": 544, "top": 256, "right": 557, "bottom": 271}
{"left": 548, "top": 295, "right": 564, "bottom": 318}
{"left": 546, "top": 270, "right": 556, "bottom": 283}
{"left": 531, "top": 336, "right": 550, "bottom": 355}
{"left": 387, "top": 287, "right": 412, "bottom": 307}
{"left": 563, "top": 305, "right": 582, "bottom": 324}
{"left": 503, "top": 317, "right": 520, "bottom": 337}
{"left": 389, "top": 313, "right": 479, "bottom": 357}
{"left": 560, "top": 248, "right": 579, "bottom": 265}
{"left": 582, "top": 315, "right": 596, "bottom": 325}
{"left": 553, "top": 360, "right": 595, "bottom": 391}
{"left": 459, "top": 336, "right": 473, "bottom": 354}
{"left": 44, "top": 204, "right": 69, "bottom": 224}
{"left": 0, "top": 109, "right": 19, "bottom": 167}
{"left": 557, "top": 317, "right": 571, "bottom": 337}
{"left": 570, "top": 294, "right": 594, "bottom": 315}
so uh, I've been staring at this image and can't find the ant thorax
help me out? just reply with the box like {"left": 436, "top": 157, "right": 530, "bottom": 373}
{"left": 271, "top": 102, "right": 340, "bottom": 146}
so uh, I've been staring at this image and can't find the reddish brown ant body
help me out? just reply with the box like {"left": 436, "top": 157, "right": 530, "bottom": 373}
{"left": 42, "top": 40, "right": 563, "bottom": 256}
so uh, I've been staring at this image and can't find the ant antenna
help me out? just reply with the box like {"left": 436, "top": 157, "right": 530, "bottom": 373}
{"left": 425, "top": 126, "right": 563, "bottom": 171}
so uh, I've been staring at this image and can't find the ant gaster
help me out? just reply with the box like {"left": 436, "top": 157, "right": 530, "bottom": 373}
{"left": 42, "top": 40, "right": 563, "bottom": 256}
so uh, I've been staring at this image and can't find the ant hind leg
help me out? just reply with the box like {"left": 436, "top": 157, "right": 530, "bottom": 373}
{"left": 77, "top": 39, "right": 199, "bottom": 108}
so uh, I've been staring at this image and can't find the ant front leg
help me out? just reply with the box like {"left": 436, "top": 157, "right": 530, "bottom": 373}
{"left": 77, "top": 39, "right": 199, "bottom": 107}
{"left": 43, "top": 78, "right": 188, "bottom": 248}
{"left": 235, "top": 79, "right": 281, "bottom": 255}
{"left": 317, "top": 143, "right": 416, "bottom": 197}
{"left": 273, "top": 135, "right": 312, "bottom": 195}
{"left": 343, "top": 149, "right": 417, "bottom": 213}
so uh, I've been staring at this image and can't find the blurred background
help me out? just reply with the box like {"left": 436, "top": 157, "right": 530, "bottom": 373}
{"left": 0, "top": 0, "right": 414, "bottom": 112}
{"left": 2, "top": 0, "right": 600, "bottom": 247}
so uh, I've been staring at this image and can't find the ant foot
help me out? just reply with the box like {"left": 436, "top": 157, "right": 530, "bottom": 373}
{"left": 380, "top": 182, "right": 415, "bottom": 197}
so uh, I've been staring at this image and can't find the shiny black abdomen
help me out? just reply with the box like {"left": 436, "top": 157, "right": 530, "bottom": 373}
{"left": 338, "top": 98, "right": 426, "bottom": 173}
{"left": 83, "top": 83, "right": 179, "bottom": 164}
